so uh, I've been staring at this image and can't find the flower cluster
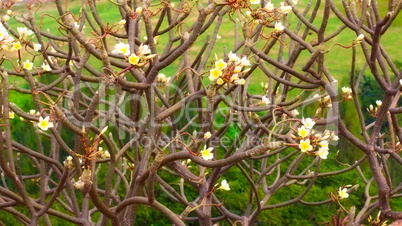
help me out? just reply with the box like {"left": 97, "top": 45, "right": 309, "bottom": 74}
{"left": 341, "top": 87, "right": 352, "bottom": 101}
{"left": 97, "top": 147, "right": 110, "bottom": 159}
{"left": 318, "top": 96, "right": 332, "bottom": 108}
{"left": 112, "top": 43, "right": 156, "bottom": 68}
{"left": 293, "top": 118, "right": 339, "bottom": 159}
{"left": 209, "top": 52, "right": 249, "bottom": 86}
{"left": 367, "top": 100, "right": 382, "bottom": 117}
{"left": 157, "top": 73, "right": 171, "bottom": 85}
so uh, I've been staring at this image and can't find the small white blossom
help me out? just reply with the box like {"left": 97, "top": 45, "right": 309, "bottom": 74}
{"left": 250, "top": 0, "right": 261, "bottom": 5}
{"left": 204, "top": 132, "right": 212, "bottom": 139}
{"left": 201, "top": 146, "right": 214, "bottom": 160}
{"left": 33, "top": 43, "right": 42, "bottom": 52}
{"left": 279, "top": 2, "right": 292, "bottom": 14}
{"left": 17, "top": 27, "right": 33, "bottom": 38}
{"left": 264, "top": 2, "right": 274, "bottom": 11}
{"left": 274, "top": 22, "right": 285, "bottom": 32}
{"left": 261, "top": 96, "right": 271, "bottom": 105}
{"left": 112, "top": 42, "right": 130, "bottom": 56}
{"left": 23, "top": 59, "right": 33, "bottom": 70}
{"left": 317, "top": 147, "right": 329, "bottom": 159}
{"left": 219, "top": 180, "right": 230, "bottom": 190}
{"left": 338, "top": 187, "right": 349, "bottom": 199}
{"left": 42, "top": 62, "right": 51, "bottom": 71}
{"left": 355, "top": 34, "right": 364, "bottom": 43}
{"left": 37, "top": 116, "right": 54, "bottom": 131}
{"left": 301, "top": 118, "right": 315, "bottom": 129}
{"left": 376, "top": 100, "right": 382, "bottom": 107}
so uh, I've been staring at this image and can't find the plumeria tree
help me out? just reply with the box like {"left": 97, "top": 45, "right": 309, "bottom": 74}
{"left": 0, "top": 0, "right": 401, "bottom": 225}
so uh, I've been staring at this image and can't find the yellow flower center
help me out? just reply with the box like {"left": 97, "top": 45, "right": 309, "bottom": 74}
{"left": 39, "top": 120, "right": 49, "bottom": 128}
{"left": 210, "top": 69, "right": 222, "bottom": 78}
{"left": 129, "top": 55, "right": 139, "bottom": 65}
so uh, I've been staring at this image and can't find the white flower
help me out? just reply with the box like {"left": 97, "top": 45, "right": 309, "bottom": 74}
{"left": 274, "top": 22, "right": 285, "bottom": 32}
{"left": 29, "top": 109, "right": 36, "bottom": 114}
{"left": 292, "top": 109, "right": 299, "bottom": 116}
{"left": 301, "top": 118, "right": 315, "bottom": 129}
{"left": 264, "top": 2, "right": 274, "bottom": 11}
{"left": 128, "top": 53, "right": 140, "bottom": 65}
{"left": 37, "top": 116, "right": 54, "bottom": 131}
{"left": 250, "top": 0, "right": 260, "bottom": 5}
{"left": 228, "top": 51, "right": 240, "bottom": 62}
{"left": 136, "top": 7, "right": 142, "bottom": 13}
{"left": 157, "top": 73, "right": 170, "bottom": 84}
{"left": 376, "top": 100, "right": 382, "bottom": 107}
{"left": 261, "top": 96, "right": 271, "bottom": 105}
{"left": 279, "top": 2, "right": 292, "bottom": 14}
{"left": 317, "top": 147, "right": 329, "bottom": 159}
{"left": 3, "top": 15, "right": 10, "bottom": 21}
{"left": 299, "top": 139, "right": 313, "bottom": 152}
{"left": 400, "top": 79, "right": 402, "bottom": 86}
{"left": 118, "top": 19, "right": 126, "bottom": 25}
{"left": 298, "top": 126, "right": 309, "bottom": 138}
{"left": 23, "top": 59, "right": 33, "bottom": 70}
{"left": 342, "top": 87, "right": 352, "bottom": 95}
{"left": 103, "top": 151, "right": 110, "bottom": 158}
{"left": 7, "top": 10, "right": 12, "bottom": 15}
{"left": 215, "top": 59, "right": 227, "bottom": 70}
{"left": 293, "top": 0, "right": 298, "bottom": 4}
{"left": 338, "top": 187, "right": 349, "bottom": 199}
{"left": 17, "top": 27, "right": 33, "bottom": 38}
{"left": 9, "top": 111, "right": 14, "bottom": 119}
{"left": 234, "top": 79, "right": 245, "bottom": 85}
{"left": 216, "top": 34, "right": 221, "bottom": 39}
{"left": 12, "top": 41, "right": 21, "bottom": 51}
{"left": 74, "top": 22, "right": 85, "bottom": 29}
{"left": 201, "top": 146, "right": 214, "bottom": 160}
{"left": 219, "top": 180, "right": 230, "bottom": 190}
{"left": 204, "top": 132, "right": 212, "bottom": 139}
{"left": 239, "top": 56, "right": 250, "bottom": 67}
{"left": 355, "top": 34, "right": 364, "bottom": 43}
{"left": 41, "top": 62, "right": 51, "bottom": 71}
{"left": 33, "top": 43, "right": 42, "bottom": 52}
{"left": 112, "top": 42, "right": 130, "bottom": 56}
{"left": 138, "top": 44, "right": 151, "bottom": 55}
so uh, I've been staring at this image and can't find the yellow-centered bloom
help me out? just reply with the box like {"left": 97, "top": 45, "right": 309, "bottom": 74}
{"left": 316, "top": 147, "right": 329, "bottom": 159}
{"left": 219, "top": 180, "right": 230, "bottom": 190}
{"left": 297, "top": 126, "right": 309, "bottom": 138}
{"left": 215, "top": 59, "right": 227, "bottom": 70}
{"left": 299, "top": 139, "right": 313, "bottom": 152}
{"left": 338, "top": 187, "right": 349, "bottom": 199}
{"left": 250, "top": 0, "right": 260, "bottom": 5}
{"left": 217, "top": 78, "right": 224, "bottom": 85}
{"left": 209, "top": 68, "right": 222, "bottom": 80}
{"left": 23, "top": 59, "right": 33, "bottom": 70}
{"left": 9, "top": 111, "right": 14, "bottom": 119}
{"left": 38, "top": 116, "right": 54, "bottom": 131}
{"left": 13, "top": 41, "right": 21, "bottom": 51}
{"left": 201, "top": 146, "right": 214, "bottom": 160}
{"left": 301, "top": 118, "right": 315, "bottom": 129}
{"left": 112, "top": 42, "right": 130, "bottom": 56}
{"left": 129, "top": 53, "right": 140, "bottom": 65}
